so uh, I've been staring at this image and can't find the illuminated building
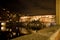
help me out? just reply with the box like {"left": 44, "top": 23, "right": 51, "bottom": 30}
{"left": 19, "top": 15, "right": 55, "bottom": 26}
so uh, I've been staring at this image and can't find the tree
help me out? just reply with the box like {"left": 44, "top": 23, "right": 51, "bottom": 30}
{"left": 27, "top": 20, "right": 45, "bottom": 30}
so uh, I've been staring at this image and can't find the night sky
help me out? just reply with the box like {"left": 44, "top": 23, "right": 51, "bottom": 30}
{"left": 0, "top": 0, "right": 56, "bottom": 15}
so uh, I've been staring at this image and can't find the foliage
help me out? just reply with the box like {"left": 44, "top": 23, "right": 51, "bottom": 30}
{"left": 26, "top": 20, "right": 45, "bottom": 30}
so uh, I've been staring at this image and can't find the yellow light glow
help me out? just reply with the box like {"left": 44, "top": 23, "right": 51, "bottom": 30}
{"left": 1, "top": 22, "right": 6, "bottom": 25}
{"left": 1, "top": 27, "right": 4, "bottom": 30}
{"left": 3, "top": 8, "right": 5, "bottom": 10}
{"left": 13, "top": 32, "right": 16, "bottom": 36}
{"left": 10, "top": 29, "right": 12, "bottom": 32}
{"left": 45, "top": 15, "right": 49, "bottom": 17}
{"left": 6, "top": 29, "right": 9, "bottom": 31}
{"left": 1, "top": 27, "right": 6, "bottom": 31}
{"left": 20, "top": 16, "right": 30, "bottom": 19}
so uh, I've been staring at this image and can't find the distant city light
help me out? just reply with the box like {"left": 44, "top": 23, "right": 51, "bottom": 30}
{"left": 6, "top": 28, "right": 9, "bottom": 31}
{"left": 6, "top": 20, "right": 9, "bottom": 22}
{"left": 1, "top": 27, "right": 4, "bottom": 30}
{"left": 20, "top": 15, "right": 55, "bottom": 22}
{"left": 1, "top": 22, "right": 6, "bottom": 26}
{"left": 13, "top": 32, "right": 16, "bottom": 36}
{"left": 1, "top": 27, "right": 6, "bottom": 31}
{"left": 20, "top": 16, "right": 30, "bottom": 19}
{"left": 6, "top": 11, "right": 10, "bottom": 13}
{"left": 45, "top": 15, "right": 49, "bottom": 17}
{"left": 10, "top": 29, "right": 12, "bottom": 32}
{"left": 3, "top": 8, "right": 5, "bottom": 10}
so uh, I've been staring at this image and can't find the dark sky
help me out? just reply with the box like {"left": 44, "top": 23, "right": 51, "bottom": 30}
{"left": 0, "top": 0, "right": 56, "bottom": 15}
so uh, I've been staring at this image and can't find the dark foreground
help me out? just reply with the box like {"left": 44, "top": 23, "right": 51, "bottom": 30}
{"left": 12, "top": 25, "right": 60, "bottom": 40}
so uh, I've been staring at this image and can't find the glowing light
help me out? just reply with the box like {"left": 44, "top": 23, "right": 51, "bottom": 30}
{"left": 13, "top": 32, "right": 16, "bottom": 36}
{"left": 1, "top": 22, "right": 6, "bottom": 25}
{"left": 1, "top": 27, "right": 4, "bottom": 30}
{"left": 1, "top": 27, "right": 6, "bottom": 31}
{"left": 19, "top": 15, "right": 55, "bottom": 23}
{"left": 45, "top": 15, "right": 49, "bottom": 17}
{"left": 6, "top": 29, "right": 9, "bottom": 31}
{"left": 13, "top": 14, "right": 16, "bottom": 18}
{"left": 10, "top": 34, "right": 13, "bottom": 37}
{"left": 10, "top": 19, "right": 12, "bottom": 21}
{"left": 3, "top": 8, "right": 5, "bottom": 10}
{"left": 16, "top": 27, "right": 18, "bottom": 29}
{"left": 10, "top": 29, "right": 12, "bottom": 32}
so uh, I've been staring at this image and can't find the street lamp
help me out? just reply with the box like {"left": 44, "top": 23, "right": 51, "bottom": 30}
{"left": 1, "top": 22, "right": 6, "bottom": 31}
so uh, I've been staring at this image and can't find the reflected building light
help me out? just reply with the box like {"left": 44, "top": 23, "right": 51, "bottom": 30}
{"left": 49, "top": 16, "right": 53, "bottom": 18}
{"left": 20, "top": 16, "right": 30, "bottom": 19}
{"left": 10, "top": 34, "right": 13, "bottom": 38}
{"left": 16, "top": 27, "right": 18, "bottom": 29}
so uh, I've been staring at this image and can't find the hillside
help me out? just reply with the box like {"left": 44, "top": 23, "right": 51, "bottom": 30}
{"left": 12, "top": 25, "right": 60, "bottom": 40}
